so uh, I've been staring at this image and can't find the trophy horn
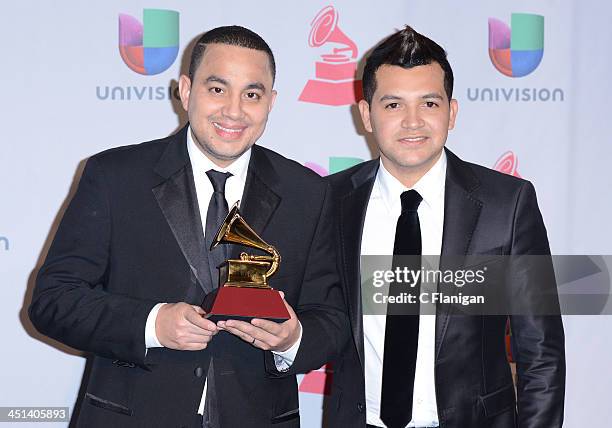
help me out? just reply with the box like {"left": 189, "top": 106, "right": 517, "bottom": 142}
{"left": 211, "top": 202, "right": 280, "bottom": 277}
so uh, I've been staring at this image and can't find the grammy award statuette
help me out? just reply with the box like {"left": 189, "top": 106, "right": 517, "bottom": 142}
{"left": 201, "top": 203, "right": 290, "bottom": 322}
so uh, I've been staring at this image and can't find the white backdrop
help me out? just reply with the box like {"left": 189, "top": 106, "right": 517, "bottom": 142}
{"left": 1, "top": 1, "right": 611, "bottom": 426}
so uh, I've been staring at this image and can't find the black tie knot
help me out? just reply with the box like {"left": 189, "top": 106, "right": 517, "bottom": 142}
{"left": 206, "top": 170, "right": 232, "bottom": 194}
{"left": 400, "top": 189, "right": 422, "bottom": 213}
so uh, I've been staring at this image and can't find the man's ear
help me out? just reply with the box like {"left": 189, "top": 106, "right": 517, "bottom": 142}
{"left": 448, "top": 98, "right": 458, "bottom": 130}
{"left": 358, "top": 99, "right": 373, "bottom": 132}
{"left": 178, "top": 74, "right": 191, "bottom": 112}
{"left": 269, "top": 89, "right": 277, "bottom": 112}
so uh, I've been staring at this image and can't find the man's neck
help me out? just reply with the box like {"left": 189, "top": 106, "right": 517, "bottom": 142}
{"left": 190, "top": 129, "right": 238, "bottom": 169}
{"left": 381, "top": 151, "right": 443, "bottom": 189}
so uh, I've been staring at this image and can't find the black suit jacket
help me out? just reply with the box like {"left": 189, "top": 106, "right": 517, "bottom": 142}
{"left": 29, "top": 126, "right": 348, "bottom": 428}
{"left": 325, "top": 149, "right": 565, "bottom": 428}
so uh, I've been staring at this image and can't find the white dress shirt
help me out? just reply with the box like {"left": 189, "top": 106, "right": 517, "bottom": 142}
{"left": 144, "top": 127, "right": 301, "bottom": 414}
{"left": 362, "top": 152, "right": 447, "bottom": 427}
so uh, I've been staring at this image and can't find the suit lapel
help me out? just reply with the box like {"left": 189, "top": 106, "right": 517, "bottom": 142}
{"left": 233, "top": 146, "right": 281, "bottom": 259}
{"left": 435, "top": 149, "right": 483, "bottom": 359}
{"left": 152, "top": 126, "right": 214, "bottom": 297}
{"left": 340, "top": 160, "right": 378, "bottom": 370}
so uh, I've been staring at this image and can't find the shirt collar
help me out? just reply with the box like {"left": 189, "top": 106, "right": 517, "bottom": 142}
{"left": 376, "top": 150, "right": 447, "bottom": 213}
{"left": 186, "top": 125, "right": 251, "bottom": 182}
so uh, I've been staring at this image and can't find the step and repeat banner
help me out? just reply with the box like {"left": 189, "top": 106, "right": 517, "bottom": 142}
{"left": 1, "top": 1, "right": 611, "bottom": 426}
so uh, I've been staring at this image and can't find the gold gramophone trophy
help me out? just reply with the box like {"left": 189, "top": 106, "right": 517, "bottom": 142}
{"left": 201, "top": 203, "right": 290, "bottom": 322}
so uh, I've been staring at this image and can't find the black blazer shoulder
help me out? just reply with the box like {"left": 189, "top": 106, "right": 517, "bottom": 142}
{"left": 92, "top": 130, "right": 178, "bottom": 168}
{"left": 445, "top": 149, "right": 534, "bottom": 194}
{"left": 325, "top": 149, "right": 535, "bottom": 196}
{"left": 250, "top": 144, "right": 328, "bottom": 190}
{"left": 87, "top": 126, "right": 329, "bottom": 198}
{"left": 325, "top": 159, "right": 378, "bottom": 195}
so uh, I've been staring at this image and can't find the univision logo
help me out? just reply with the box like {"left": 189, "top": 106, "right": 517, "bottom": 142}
{"left": 467, "top": 13, "right": 563, "bottom": 103}
{"left": 119, "top": 9, "right": 179, "bottom": 75}
{"left": 488, "top": 13, "right": 544, "bottom": 77}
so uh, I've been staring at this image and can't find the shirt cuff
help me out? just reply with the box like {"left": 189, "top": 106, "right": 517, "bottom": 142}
{"left": 145, "top": 303, "right": 166, "bottom": 349}
{"left": 271, "top": 321, "right": 302, "bottom": 372}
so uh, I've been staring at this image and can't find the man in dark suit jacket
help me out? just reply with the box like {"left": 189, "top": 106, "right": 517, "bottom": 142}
{"left": 326, "top": 26, "right": 565, "bottom": 428}
{"left": 29, "top": 26, "right": 347, "bottom": 428}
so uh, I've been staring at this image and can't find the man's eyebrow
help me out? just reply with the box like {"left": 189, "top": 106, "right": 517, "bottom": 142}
{"left": 421, "top": 92, "right": 444, "bottom": 100}
{"left": 379, "top": 94, "right": 402, "bottom": 102}
{"left": 205, "top": 75, "right": 228, "bottom": 86}
{"left": 378, "top": 93, "right": 445, "bottom": 102}
{"left": 204, "top": 76, "right": 267, "bottom": 93}
{"left": 245, "top": 82, "right": 267, "bottom": 93}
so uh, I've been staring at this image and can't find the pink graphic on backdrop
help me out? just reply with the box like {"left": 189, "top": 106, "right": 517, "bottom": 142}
{"left": 488, "top": 18, "right": 513, "bottom": 77}
{"left": 493, "top": 151, "right": 521, "bottom": 177}
{"left": 299, "top": 363, "right": 333, "bottom": 395}
{"left": 305, "top": 157, "right": 364, "bottom": 176}
{"left": 119, "top": 14, "right": 146, "bottom": 75}
{"left": 299, "top": 6, "right": 362, "bottom": 106}
{"left": 304, "top": 162, "right": 329, "bottom": 177}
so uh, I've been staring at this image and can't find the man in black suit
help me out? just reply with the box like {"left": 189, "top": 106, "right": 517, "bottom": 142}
{"left": 326, "top": 26, "right": 565, "bottom": 428}
{"left": 29, "top": 26, "right": 347, "bottom": 428}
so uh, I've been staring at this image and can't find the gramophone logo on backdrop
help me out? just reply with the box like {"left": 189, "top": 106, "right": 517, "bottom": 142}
{"left": 488, "top": 13, "right": 544, "bottom": 77}
{"left": 299, "top": 5, "right": 362, "bottom": 106}
{"left": 493, "top": 151, "right": 521, "bottom": 177}
{"left": 119, "top": 9, "right": 179, "bottom": 75}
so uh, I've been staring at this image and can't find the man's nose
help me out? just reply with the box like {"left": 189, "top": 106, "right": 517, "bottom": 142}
{"left": 222, "top": 94, "right": 244, "bottom": 120}
{"left": 401, "top": 106, "right": 425, "bottom": 129}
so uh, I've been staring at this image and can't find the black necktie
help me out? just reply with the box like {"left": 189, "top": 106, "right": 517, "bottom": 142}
{"left": 203, "top": 170, "right": 231, "bottom": 428}
{"left": 205, "top": 170, "right": 232, "bottom": 288}
{"left": 380, "top": 189, "right": 423, "bottom": 428}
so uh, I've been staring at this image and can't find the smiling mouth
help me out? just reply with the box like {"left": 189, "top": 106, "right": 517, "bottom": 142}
{"left": 399, "top": 136, "right": 428, "bottom": 143}
{"left": 213, "top": 122, "right": 246, "bottom": 133}
{"left": 212, "top": 122, "right": 247, "bottom": 139}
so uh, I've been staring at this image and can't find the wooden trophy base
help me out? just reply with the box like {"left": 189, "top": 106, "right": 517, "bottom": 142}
{"left": 202, "top": 286, "right": 290, "bottom": 323}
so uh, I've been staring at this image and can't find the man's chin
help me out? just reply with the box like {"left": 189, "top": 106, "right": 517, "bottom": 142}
{"left": 398, "top": 150, "right": 443, "bottom": 169}
{"left": 204, "top": 147, "right": 250, "bottom": 166}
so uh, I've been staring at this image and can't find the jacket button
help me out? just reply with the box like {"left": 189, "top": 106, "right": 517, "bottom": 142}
{"left": 194, "top": 367, "right": 204, "bottom": 378}
{"left": 357, "top": 402, "right": 364, "bottom": 413}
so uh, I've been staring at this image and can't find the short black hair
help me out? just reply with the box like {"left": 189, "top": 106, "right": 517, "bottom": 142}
{"left": 362, "top": 25, "right": 453, "bottom": 104}
{"left": 188, "top": 25, "right": 276, "bottom": 84}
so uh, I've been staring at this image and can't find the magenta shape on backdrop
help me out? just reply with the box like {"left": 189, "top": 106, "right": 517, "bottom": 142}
{"left": 493, "top": 151, "right": 521, "bottom": 178}
{"left": 488, "top": 18, "right": 511, "bottom": 50}
{"left": 304, "top": 162, "right": 328, "bottom": 177}
{"left": 119, "top": 14, "right": 143, "bottom": 47}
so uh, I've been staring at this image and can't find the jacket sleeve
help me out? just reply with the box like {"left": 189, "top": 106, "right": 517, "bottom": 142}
{"left": 29, "top": 157, "right": 157, "bottom": 367}
{"left": 265, "top": 183, "right": 350, "bottom": 376}
{"left": 508, "top": 181, "right": 566, "bottom": 428}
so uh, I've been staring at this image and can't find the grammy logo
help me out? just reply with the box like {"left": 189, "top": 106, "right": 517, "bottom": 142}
{"left": 299, "top": 5, "right": 363, "bottom": 106}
